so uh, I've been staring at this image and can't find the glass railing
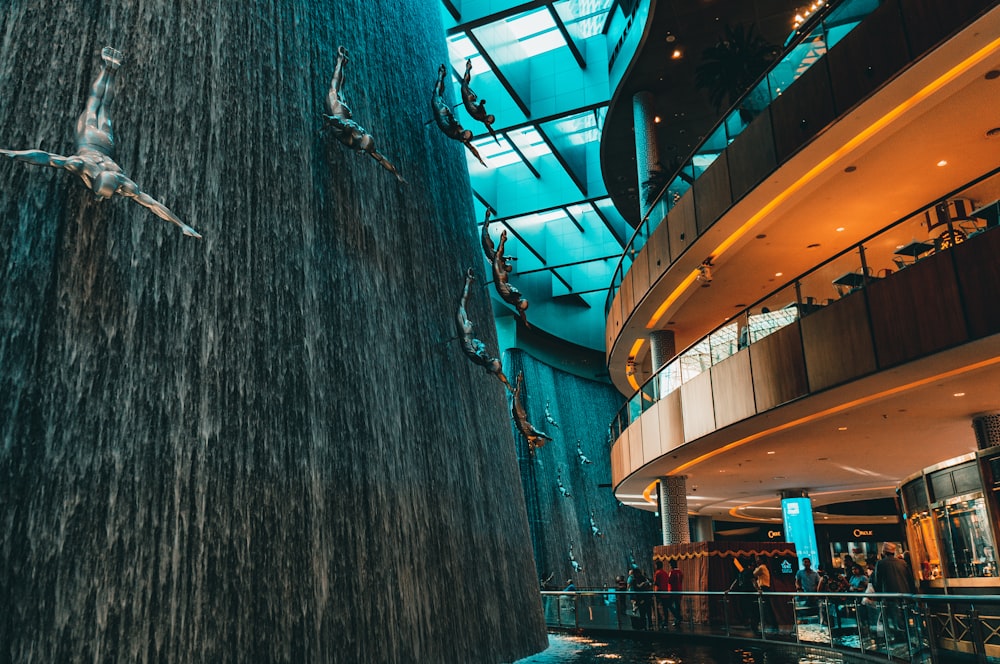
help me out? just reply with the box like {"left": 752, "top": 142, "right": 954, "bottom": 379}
{"left": 605, "top": 0, "right": 881, "bottom": 315}
{"left": 542, "top": 589, "right": 1000, "bottom": 662}
{"left": 608, "top": 168, "right": 1000, "bottom": 443}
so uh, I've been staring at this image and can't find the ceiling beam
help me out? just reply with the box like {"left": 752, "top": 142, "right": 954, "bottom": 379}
{"left": 534, "top": 124, "right": 587, "bottom": 196}
{"left": 465, "top": 30, "right": 531, "bottom": 117}
{"left": 547, "top": 3, "right": 586, "bottom": 69}
{"left": 500, "top": 130, "right": 541, "bottom": 178}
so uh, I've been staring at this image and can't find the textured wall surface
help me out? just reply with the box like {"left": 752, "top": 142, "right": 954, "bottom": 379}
{"left": 505, "top": 350, "right": 660, "bottom": 588}
{"left": 0, "top": 2, "right": 547, "bottom": 662}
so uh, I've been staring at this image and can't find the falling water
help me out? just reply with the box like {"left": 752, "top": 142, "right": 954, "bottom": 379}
{"left": 504, "top": 350, "right": 661, "bottom": 589}
{"left": 0, "top": 2, "right": 546, "bottom": 662}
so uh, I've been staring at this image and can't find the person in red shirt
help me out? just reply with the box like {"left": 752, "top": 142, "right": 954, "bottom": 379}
{"left": 653, "top": 560, "right": 670, "bottom": 628}
{"left": 665, "top": 559, "right": 684, "bottom": 627}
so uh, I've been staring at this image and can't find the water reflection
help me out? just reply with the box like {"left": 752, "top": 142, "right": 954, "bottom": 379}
{"left": 515, "top": 633, "right": 855, "bottom": 663}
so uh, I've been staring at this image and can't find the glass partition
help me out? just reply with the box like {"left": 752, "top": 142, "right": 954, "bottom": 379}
{"left": 933, "top": 495, "right": 998, "bottom": 579}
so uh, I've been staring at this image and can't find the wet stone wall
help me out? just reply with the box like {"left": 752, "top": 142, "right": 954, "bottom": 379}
{"left": 0, "top": 2, "right": 547, "bottom": 662}
{"left": 504, "top": 350, "right": 661, "bottom": 590}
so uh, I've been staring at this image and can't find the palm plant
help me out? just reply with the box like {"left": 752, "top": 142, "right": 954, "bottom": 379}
{"left": 695, "top": 23, "right": 778, "bottom": 119}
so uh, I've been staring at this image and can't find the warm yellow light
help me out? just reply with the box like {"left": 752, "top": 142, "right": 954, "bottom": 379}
{"left": 937, "top": 159, "right": 948, "bottom": 167}
{"left": 671, "top": 354, "right": 1000, "bottom": 476}
{"left": 671, "top": 49, "right": 683, "bottom": 60}
{"left": 646, "top": 269, "right": 700, "bottom": 328}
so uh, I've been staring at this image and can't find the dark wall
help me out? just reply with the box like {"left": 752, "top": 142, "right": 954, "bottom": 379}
{"left": 0, "top": 2, "right": 546, "bottom": 662}
{"left": 505, "top": 349, "right": 661, "bottom": 589}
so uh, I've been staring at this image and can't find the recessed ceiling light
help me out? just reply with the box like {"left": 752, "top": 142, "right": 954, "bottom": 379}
{"left": 654, "top": 116, "right": 661, "bottom": 123}
{"left": 756, "top": 234, "right": 767, "bottom": 239}
{"left": 987, "top": 127, "right": 1000, "bottom": 138}
{"left": 844, "top": 165, "right": 857, "bottom": 173}
{"left": 775, "top": 272, "right": 783, "bottom": 277}
{"left": 836, "top": 227, "right": 845, "bottom": 232}
{"left": 767, "top": 451, "right": 776, "bottom": 455}
{"left": 838, "top": 426, "right": 848, "bottom": 431}
{"left": 937, "top": 160, "right": 948, "bottom": 167}
{"left": 773, "top": 476, "right": 785, "bottom": 480}
{"left": 818, "top": 457, "right": 828, "bottom": 461}
{"left": 671, "top": 49, "right": 683, "bottom": 59}
{"left": 807, "top": 243, "right": 820, "bottom": 248}
{"left": 954, "top": 392, "right": 966, "bottom": 397}
{"left": 986, "top": 70, "right": 1000, "bottom": 80}
{"left": 665, "top": 33, "right": 676, "bottom": 43}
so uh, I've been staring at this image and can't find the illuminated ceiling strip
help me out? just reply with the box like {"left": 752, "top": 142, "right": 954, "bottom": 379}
{"left": 626, "top": 338, "right": 644, "bottom": 390}
{"left": 669, "top": 354, "right": 1000, "bottom": 478}
{"left": 644, "top": 34, "right": 1000, "bottom": 330}
{"left": 728, "top": 485, "right": 895, "bottom": 521}
{"left": 645, "top": 269, "right": 700, "bottom": 328}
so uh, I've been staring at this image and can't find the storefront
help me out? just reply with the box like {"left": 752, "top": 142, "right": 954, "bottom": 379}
{"left": 817, "top": 524, "right": 904, "bottom": 573}
{"left": 900, "top": 450, "right": 1000, "bottom": 589}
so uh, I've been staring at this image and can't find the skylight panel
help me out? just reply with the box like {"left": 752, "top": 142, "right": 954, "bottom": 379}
{"left": 507, "top": 127, "right": 552, "bottom": 158}
{"left": 506, "top": 8, "right": 565, "bottom": 57}
{"left": 550, "top": 112, "right": 599, "bottom": 146}
{"left": 471, "top": 136, "right": 522, "bottom": 168}
{"left": 553, "top": 0, "right": 614, "bottom": 40}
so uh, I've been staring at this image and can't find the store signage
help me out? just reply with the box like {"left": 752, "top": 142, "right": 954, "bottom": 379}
{"left": 767, "top": 530, "right": 783, "bottom": 539}
{"left": 853, "top": 529, "right": 873, "bottom": 537}
{"left": 782, "top": 497, "right": 819, "bottom": 569}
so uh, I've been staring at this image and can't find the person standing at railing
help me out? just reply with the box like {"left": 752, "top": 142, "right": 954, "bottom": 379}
{"left": 665, "top": 559, "right": 685, "bottom": 628}
{"left": 753, "top": 556, "right": 780, "bottom": 634}
{"left": 653, "top": 560, "right": 670, "bottom": 629}
{"left": 870, "top": 542, "right": 915, "bottom": 643}
{"left": 627, "top": 566, "right": 652, "bottom": 630}
{"left": 795, "top": 557, "right": 821, "bottom": 623}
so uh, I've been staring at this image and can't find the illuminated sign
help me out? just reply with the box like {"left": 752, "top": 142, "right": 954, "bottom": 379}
{"left": 853, "top": 529, "right": 873, "bottom": 537}
{"left": 782, "top": 497, "right": 819, "bottom": 570}
{"left": 767, "top": 530, "right": 783, "bottom": 539}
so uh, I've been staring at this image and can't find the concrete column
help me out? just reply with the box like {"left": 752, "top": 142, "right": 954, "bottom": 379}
{"left": 649, "top": 330, "right": 676, "bottom": 373}
{"left": 633, "top": 91, "right": 663, "bottom": 219}
{"left": 972, "top": 413, "right": 1000, "bottom": 450}
{"left": 658, "top": 476, "right": 690, "bottom": 544}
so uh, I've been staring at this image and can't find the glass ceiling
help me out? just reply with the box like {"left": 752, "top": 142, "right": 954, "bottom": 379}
{"left": 440, "top": 0, "right": 627, "bottom": 350}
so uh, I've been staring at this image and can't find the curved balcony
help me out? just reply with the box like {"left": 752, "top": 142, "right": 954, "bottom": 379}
{"left": 602, "top": 0, "right": 1000, "bottom": 394}
{"left": 609, "top": 172, "right": 1000, "bottom": 515}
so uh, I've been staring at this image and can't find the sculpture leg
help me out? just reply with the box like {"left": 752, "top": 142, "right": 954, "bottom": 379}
{"left": 75, "top": 48, "right": 121, "bottom": 145}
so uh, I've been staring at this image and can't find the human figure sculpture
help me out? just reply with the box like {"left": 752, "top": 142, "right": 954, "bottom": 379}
{"left": 0, "top": 47, "right": 200, "bottom": 238}
{"left": 556, "top": 468, "right": 572, "bottom": 498}
{"left": 545, "top": 400, "right": 560, "bottom": 429}
{"left": 511, "top": 371, "right": 552, "bottom": 452}
{"left": 481, "top": 208, "right": 497, "bottom": 261}
{"left": 432, "top": 64, "right": 486, "bottom": 167}
{"left": 576, "top": 440, "right": 593, "bottom": 465}
{"left": 456, "top": 268, "right": 510, "bottom": 389}
{"left": 492, "top": 229, "right": 530, "bottom": 326}
{"left": 590, "top": 511, "right": 603, "bottom": 538}
{"left": 481, "top": 210, "right": 529, "bottom": 325}
{"left": 460, "top": 59, "right": 498, "bottom": 143}
{"left": 569, "top": 541, "right": 583, "bottom": 574}
{"left": 323, "top": 46, "right": 405, "bottom": 183}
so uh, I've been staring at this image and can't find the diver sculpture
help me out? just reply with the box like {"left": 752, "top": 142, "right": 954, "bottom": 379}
{"left": 511, "top": 371, "right": 552, "bottom": 452}
{"left": 569, "top": 541, "right": 583, "bottom": 574}
{"left": 590, "top": 511, "right": 603, "bottom": 538}
{"left": 556, "top": 468, "right": 572, "bottom": 498}
{"left": 576, "top": 440, "right": 593, "bottom": 465}
{"left": 456, "top": 268, "right": 510, "bottom": 389}
{"left": 545, "top": 400, "right": 560, "bottom": 429}
{"left": 460, "top": 59, "right": 498, "bottom": 143}
{"left": 0, "top": 47, "right": 200, "bottom": 238}
{"left": 481, "top": 210, "right": 530, "bottom": 326}
{"left": 432, "top": 64, "right": 486, "bottom": 167}
{"left": 323, "top": 46, "right": 405, "bottom": 182}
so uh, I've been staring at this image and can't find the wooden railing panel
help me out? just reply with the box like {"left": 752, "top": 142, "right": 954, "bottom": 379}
{"left": 801, "top": 292, "right": 877, "bottom": 391}
{"left": 750, "top": 322, "right": 809, "bottom": 411}
{"left": 711, "top": 349, "right": 756, "bottom": 428}
{"left": 681, "top": 370, "right": 716, "bottom": 442}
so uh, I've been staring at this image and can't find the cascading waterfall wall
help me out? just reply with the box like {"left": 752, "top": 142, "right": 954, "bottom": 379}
{"left": 504, "top": 350, "right": 661, "bottom": 588}
{"left": 0, "top": 2, "right": 547, "bottom": 662}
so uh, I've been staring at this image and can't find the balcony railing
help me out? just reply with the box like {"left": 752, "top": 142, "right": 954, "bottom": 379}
{"left": 609, "top": 169, "right": 1000, "bottom": 444}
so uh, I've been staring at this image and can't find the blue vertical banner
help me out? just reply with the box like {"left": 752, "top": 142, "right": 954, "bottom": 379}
{"left": 782, "top": 497, "right": 819, "bottom": 569}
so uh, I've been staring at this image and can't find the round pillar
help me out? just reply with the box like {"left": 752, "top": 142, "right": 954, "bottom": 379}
{"left": 972, "top": 413, "right": 1000, "bottom": 450}
{"left": 649, "top": 330, "right": 676, "bottom": 372}
{"left": 633, "top": 91, "right": 664, "bottom": 219}
{"left": 658, "top": 476, "right": 690, "bottom": 544}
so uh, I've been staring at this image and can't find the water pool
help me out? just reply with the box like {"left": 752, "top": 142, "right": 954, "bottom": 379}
{"left": 514, "top": 633, "right": 855, "bottom": 663}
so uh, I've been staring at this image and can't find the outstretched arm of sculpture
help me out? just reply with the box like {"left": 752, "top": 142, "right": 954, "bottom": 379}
{"left": 481, "top": 208, "right": 496, "bottom": 260}
{"left": 0, "top": 148, "right": 73, "bottom": 170}
{"left": 116, "top": 177, "right": 202, "bottom": 238}
{"left": 366, "top": 147, "right": 406, "bottom": 184}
